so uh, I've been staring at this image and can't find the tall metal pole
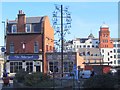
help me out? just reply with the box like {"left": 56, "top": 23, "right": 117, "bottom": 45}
{"left": 52, "top": 4, "right": 72, "bottom": 78}
{"left": 2, "top": 21, "right": 6, "bottom": 73}
{"left": 61, "top": 5, "right": 63, "bottom": 77}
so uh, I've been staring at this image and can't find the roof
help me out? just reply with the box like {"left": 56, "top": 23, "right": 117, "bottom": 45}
{"left": 26, "top": 17, "right": 44, "bottom": 23}
{"left": 8, "top": 16, "right": 45, "bottom": 24}
{"left": 88, "top": 33, "right": 95, "bottom": 39}
{"left": 100, "top": 24, "right": 109, "bottom": 28}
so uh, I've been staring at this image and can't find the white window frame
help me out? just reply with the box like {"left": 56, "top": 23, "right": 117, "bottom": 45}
{"left": 11, "top": 25, "right": 17, "bottom": 33}
{"left": 34, "top": 42, "right": 39, "bottom": 53}
{"left": 10, "top": 42, "right": 14, "bottom": 53}
{"left": 26, "top": 24, "right": 31, "bottom": 33}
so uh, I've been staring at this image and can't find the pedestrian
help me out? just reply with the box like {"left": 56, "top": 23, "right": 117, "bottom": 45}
{"left": 3, "top": 70, "right": 8, "bottom": 77}
{"left": 91, "top": 69, "right": 94, "bottom": 77}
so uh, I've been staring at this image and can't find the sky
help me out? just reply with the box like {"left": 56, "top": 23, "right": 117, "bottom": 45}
{"left": 0, "top": 1, "right": 118, "bottom": 48}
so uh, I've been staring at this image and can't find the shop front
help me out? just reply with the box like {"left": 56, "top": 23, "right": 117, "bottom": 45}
{"left": 6, "top": 54, "right": 42, "bottom": 76}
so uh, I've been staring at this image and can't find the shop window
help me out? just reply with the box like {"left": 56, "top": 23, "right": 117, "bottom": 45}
{"left": 26, "top": 61, "right": 33, "bottom": 72}
{"left": 49, "top": 62, "right": 58, "bottom": 73}
{"left": 63, "top": 62, "right": 73, "bottom": 72}
{"left": 10, "top": 62, "right": 22, "bottom": 73}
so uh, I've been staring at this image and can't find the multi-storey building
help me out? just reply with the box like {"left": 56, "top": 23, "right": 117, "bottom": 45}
{"left": 64, "top": 24, "right": 120, "bottom": 67}
{"left": 64, "top": 33, "right": 102, "bottom": 65}
{"left": 6, "top": 10, "right": 54, "bottom": 76}
{"left": 99, "top": 24, "right": 114, "bottom": 66}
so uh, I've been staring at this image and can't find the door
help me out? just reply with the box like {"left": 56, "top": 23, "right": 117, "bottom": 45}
{"left": 36, "top": 66, "right": 41, "bottom": 72}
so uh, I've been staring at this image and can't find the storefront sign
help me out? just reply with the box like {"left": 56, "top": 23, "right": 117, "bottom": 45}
{"left": 8, "top": 55, "right": 39, "bottom": 60}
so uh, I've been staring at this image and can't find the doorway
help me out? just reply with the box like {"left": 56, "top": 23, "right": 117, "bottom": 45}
{"left": 36, "top": 66, "right": 41, "bottom": 72}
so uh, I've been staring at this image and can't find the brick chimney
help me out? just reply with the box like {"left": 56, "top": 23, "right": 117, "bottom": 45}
{"left": 17, "top": 10, "right": 26, "bottom": 32}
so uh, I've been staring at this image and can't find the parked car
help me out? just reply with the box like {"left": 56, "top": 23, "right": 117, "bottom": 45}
{"left": 80, "top": 70, "right": 92, "bottom": 79}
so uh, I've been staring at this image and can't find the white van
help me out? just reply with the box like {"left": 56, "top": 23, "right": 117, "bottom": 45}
{"left": 80, "top": 70, "right": 91, "bottom": 79}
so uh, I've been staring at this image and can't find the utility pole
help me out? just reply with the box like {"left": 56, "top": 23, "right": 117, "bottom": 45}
{"left": 52, "top": 4, "right": 72, "bottom": 78}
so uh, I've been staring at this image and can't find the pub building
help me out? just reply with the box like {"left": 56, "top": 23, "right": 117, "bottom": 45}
{"left": 6, "top": 10, "right": 54, "bottom": 76}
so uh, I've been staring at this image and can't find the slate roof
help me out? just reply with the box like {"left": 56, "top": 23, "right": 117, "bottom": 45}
{"left": 8, "top": 16, "right": 45, "bottom": 24}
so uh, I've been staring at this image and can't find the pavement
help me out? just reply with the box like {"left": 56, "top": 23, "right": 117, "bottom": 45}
{"left": 0, "top": 78, "right": 13, "bottom": 90}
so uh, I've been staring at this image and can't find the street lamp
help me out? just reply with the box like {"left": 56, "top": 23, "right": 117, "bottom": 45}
{"left": 2, "top": 21, "right": 6, "bottom": 74}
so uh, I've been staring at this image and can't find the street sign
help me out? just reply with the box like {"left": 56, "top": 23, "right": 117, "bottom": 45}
{"left": 1, "top": 47, "right": 5, "bottom": 52}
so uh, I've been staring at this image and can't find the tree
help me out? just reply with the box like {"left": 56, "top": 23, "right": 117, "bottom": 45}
{"left": 83, "top": 74, "right": 118, "bottom": 88}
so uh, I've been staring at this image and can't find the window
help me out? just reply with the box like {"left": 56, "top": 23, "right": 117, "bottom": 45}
{"left": 110, "top": 51, "right": 112, "bottom": 53}
{"left": 114, "top": 44, "right": 116, "bottom": 47}
{"left": 114, "top": 60, "right": 116, "bottom": 64}
{"left": 46, "top": 45, "right": 48, "bottom": 51}
{"left": 10, "top": 62, "right": 22, "bottom": 73}
{"left": 94, "top": 60, "right": 96, "bottom": 63}
{"left": 11, "top": 25, "right": 17, "bottom": 33}
{"left": 96, "top": 41, "right": 98, "bottom": 44}
{"left": 26, "top": 62, "right": 33, "bottom": 72}
{"left": 34, "top": 42, "right": 39, "bottom": 53}
{"left": 102, "top": 50, "right": 104, "bottom": 53}
{"left": 83, "top": 45, "right": 86, "bottom": 48}
{"left": 87, "top": 52, "right": 90, "bottom": 55}
{"left": 114, "top": 55, "right": 116, "bottom": 58}
{"left": 63, "top": 62, "right": 73, "bottom": 72}
{"left": 114, "top": 49, "right": 116, "bottom": 53}
{"left": 50, "top": 46, "right": 52, "bottom": 51}
{"left": 108, "top": 58, "right": 110, "bottom": 61}
{"left": 49, "top": 62, "right": 58, "bottom": 72}
{"left": 26, "top": 24, "right": 31, "bottom": 33}
{"left": 110, "top": 56, "right": 112, "bottom": 58}
{"left": 87, "top": 45, "right": 90, "bottom": 48}
{"left": 118, "top": 60, "right": 120, "bottom": 64}
{"left": 117, "top": 49, "right": 120, "bottom": 53}
{"left": 118, "top": 54, "right": 120, "bottom": 58}
{"left": 10, "top": 42, "right": 14, "bottom": 53}
{"left": 80, "top": 45, "right": 81, "bottom": 48}
{"left": 117, "top": 44, "right": 120, "bottom": 47}
{"left": 96, "top": 45, "right": 98, "bottom": 48}
{"left": 108, "top": 52, "right": 109, "bottom": 56}
{"left": 92, "top": 45, "right": 94, "bottom": 47}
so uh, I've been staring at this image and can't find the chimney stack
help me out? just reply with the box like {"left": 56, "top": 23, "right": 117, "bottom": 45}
{"left": 17, "top": 10, "right": 26, "bottom": 32}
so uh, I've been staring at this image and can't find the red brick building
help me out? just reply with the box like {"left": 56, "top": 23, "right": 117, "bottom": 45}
{"left": 99, "top": 24, "right": 113, "bottom": 48}
{"left": 6, "top": 10, "right": 54, "bottom": 76}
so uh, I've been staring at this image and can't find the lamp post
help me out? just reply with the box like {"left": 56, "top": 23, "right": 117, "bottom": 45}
{"left": 2, "top": 21, "right": 6, "bottom": 73}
